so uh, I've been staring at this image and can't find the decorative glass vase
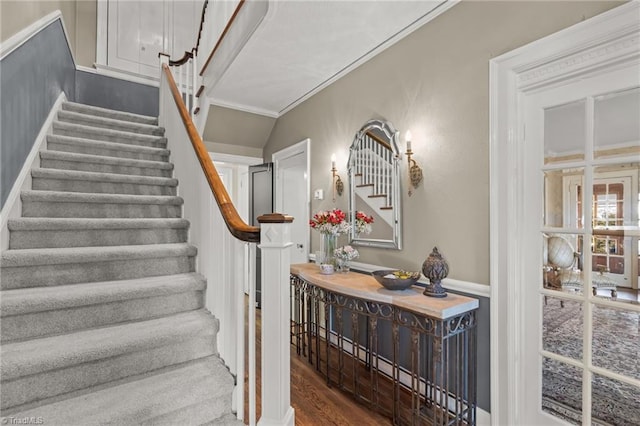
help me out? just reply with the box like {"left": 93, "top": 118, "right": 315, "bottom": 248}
{"left": 321, "top": 233, "right": 338, "bottom": 268}
{"left": 336, "top": 258, "right": 350, "bottom": 273}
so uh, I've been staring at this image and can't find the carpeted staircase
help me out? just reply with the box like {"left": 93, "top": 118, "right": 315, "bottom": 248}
{"left": 0, "top": 102, "right": 240, "bottom": 425}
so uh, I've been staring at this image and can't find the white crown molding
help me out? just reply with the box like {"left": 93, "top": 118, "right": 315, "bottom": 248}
{"left": 277, "top": 0, "right": 459, "bottom": 117}
{"left": 518, "top": 31, "right": 640, "bottom": 92}
{"left": 209, "top": 152, "right": 263, "bottom": 166}
{"left": 207, "top": 98, "right": 279, "bottom": 119}
{"left": 0, "top": 10, "right": 76, "bottom": 65}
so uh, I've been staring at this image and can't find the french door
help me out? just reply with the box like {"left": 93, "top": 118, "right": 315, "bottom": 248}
{"left": 520, "top": 60, "right": 640, "bottom": 425}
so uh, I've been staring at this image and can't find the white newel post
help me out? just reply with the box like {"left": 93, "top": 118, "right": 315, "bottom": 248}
{"left": 158, "top": 54, "right": 170, "bottom": 123}
{"left": 257, "top": 214, "right": 295, "bottom": 426}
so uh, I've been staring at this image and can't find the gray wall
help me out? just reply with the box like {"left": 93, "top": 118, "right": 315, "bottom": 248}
{"left": 1, "top": 20, "right": 75, "bottom": 207}
{"left": 75, "top": 70, "right": 159, "bottom": 118}
{"left": 1, "top": 18, "right": 160, "bottom": 210}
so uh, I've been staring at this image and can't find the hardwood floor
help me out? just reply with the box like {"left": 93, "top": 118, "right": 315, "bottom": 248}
{"left": 243, "top": 305, "right": 391, "bottom": 425}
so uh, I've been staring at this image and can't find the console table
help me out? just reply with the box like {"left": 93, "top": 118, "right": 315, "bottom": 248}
{"left": 290, "top": 263, "right": 479, "bottom": 426}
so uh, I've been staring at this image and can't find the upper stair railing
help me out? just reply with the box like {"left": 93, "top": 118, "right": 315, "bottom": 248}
{"left": 161, "top": 0, "right": 209, "bottom": 120}
{"left": 159, "top": 1, "right": 294, "bottom": 424}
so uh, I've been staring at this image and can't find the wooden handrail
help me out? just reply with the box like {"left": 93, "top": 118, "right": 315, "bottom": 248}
{"left": 162, "top": 63, "right": 261, "bottom": 243}
{"left": 200, "top": 0, "right": 246, "bottom": 76}
{"left": 364, "top": 130, "right": 392, "bottom": 151}
{"left": 169, "top": 50, "right": 193, "bottom": 67}
{"left": 162, "top": 0, "right": 207, "bottom": 63}
{"left": 194, "top": 0, "right": 209, "bottom": 55}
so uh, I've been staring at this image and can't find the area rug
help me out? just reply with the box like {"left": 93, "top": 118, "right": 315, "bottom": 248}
{"left": 542, "top": 299, "right": 640, "bottom": 425}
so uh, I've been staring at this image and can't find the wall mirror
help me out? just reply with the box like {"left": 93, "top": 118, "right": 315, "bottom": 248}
{"left": 348, "top": 119, "right": 402, "bottom": 249}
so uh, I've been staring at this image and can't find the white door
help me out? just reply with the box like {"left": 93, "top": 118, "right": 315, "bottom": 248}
{"left": 520, "top": 60, "right": 640, "bottom": 425}
{"left": 105, "top": 0, "right": 202, "bottom": 78}
{"left": 273, "top": 140, "right": 310, "bottom": 265}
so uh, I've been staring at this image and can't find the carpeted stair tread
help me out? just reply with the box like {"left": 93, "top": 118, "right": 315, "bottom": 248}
{"left": 21, "top": 190, "right": 183, "bottom": 205}
{"left": 39, "top": 150, "right": 174, "bottom": 174}
{"left": 7, "top": 218, "right": 189, "bottom": 249}
{"left": 20, "top": 191, "right": 182, "bottom": 219}
{"left": 31, "top": 168, "right": 178, "bottom": 187}
{"left": 0, "top": 310, "right": 217, "bottom": 381}
{"left": 7, "top": 217, "right": 189, "bottom": 231}
{"left": 47, "top": 134, "right": 170, "bottom": 158}
{"left": 1, "top": 243, "right": 196, "bottom": 268}
{"left": 0, "top": 100, "right": 236, "bottom": 422}
{"left": 52, "top": 121, "right": 167, "bottom": 148}
{"left": 58, "top": 110, "right": 165, "bottom": 136}
{"left": 1, "top": 273, "right": 205, "bottom": 317}
{"left": 62, "top": 101, "right": 158, "bottom": 125}
{"left": 8, "top": 356, "right": 234, "bottom": 425}
{"left": 32, "top": 168, "right": 178, "bottom": 187}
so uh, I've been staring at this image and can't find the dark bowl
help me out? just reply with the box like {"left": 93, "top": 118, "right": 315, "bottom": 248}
{"left": 371, "top": 270, "right": 421, "bottom": 291}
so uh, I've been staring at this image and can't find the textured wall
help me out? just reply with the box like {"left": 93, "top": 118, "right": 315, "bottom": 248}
{"left": 75, "top": 0, "right": 97, "bottom": 67}
{"left": 0, "top": 0, "right": 97, "bottom": 68}
{"left": 1, "top": 20, "right": 76, "bottom": 208}
{"left": 75, "top": 70, "right": 159, "bottom": 117}
{"left": 263, "top": 1, "right": 622, "bottom": 286}
{"left": 0, "top": 1, "right": 77, "bottom": 51}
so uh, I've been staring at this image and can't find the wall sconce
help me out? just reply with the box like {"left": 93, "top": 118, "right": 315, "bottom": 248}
{"left": 331, "top": 154, "right": 344, "bottom": 201}
{"left": 405, "top": 131, "right": 423, "bottom": 196}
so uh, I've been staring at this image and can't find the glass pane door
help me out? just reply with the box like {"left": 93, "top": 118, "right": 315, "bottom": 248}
{"left": 538, "top": 84, "right": 640, "bottom": 425}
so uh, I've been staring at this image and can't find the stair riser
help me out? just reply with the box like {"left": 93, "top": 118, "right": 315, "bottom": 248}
{"left": 40, "top": 157, "right": 173, "bottom": 178}
{"left": 1, "top": 256, "right": 195, "bottom": 290}
{"left": 22, "top": 201, "right": 182, "bottom": 219}
{"left": 62, "top": 103, "right": 158, "bottom": 126}
{"left": 58, "top": 115, "right": 165, "bottom": 137}
{"left": 9, "top": 228, "right": 188, "bottom": 249}
{"left": 1, "top": 292, "right": 204, "bottom": 343}
{"left": 48, "top": 140, "right": 169, "bottom": 162}
{"left": 53, "top": 127, "right": 166, "bottom": 149}
{"left": 32, "top": 178, "right": 177, "bottom": 196}
{"left": 1, "top": 338, "right": 216, "bottom": 410}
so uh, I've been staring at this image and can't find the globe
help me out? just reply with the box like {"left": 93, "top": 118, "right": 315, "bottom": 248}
{"left": 547, "top": 236, "right": 575, "bottom": 269}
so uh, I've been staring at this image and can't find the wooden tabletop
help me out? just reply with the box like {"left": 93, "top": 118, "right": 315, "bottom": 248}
{"left": 291, "top": 263, "right": 478, "bottom": 320}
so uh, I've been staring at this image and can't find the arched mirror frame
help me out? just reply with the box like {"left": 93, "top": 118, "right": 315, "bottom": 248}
{"left": 347, "top": 119, "right": 402, "bottom": 249}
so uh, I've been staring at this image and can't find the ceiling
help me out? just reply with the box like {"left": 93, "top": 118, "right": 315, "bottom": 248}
{"left": 206, "top": 0, "right": 451, "bottom": 119}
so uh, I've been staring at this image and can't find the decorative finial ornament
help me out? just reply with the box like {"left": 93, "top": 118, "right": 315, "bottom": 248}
{"left": 422, "top": 247, "right": 449, "bottom": 298}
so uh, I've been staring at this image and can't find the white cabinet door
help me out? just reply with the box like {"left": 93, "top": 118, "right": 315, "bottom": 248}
{"left": 106, "top": 0, "right": 202, "bottom": 79}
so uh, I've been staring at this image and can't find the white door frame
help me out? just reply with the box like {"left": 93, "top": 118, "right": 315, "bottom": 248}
{"left": 489, "top": 3, "right": 639, "bottom": 424}
{"left": 272, "top": 139, "right": 311, "bottom": 261}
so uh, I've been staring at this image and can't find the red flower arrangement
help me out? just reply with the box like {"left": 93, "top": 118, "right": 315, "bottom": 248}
{"left": 309, "top": 209, "right": 351, "bottom": 235}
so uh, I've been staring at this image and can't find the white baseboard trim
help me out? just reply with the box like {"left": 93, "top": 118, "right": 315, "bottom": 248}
{"left": 477, "top": 407, "right": 491, "bottom": 426}
{"left": 0, "top": 10, "right": 76, "bottom": 65}
{"left": 91, "top": 64, "right": 160, "bottom": 88}
{"left": 307, "top": 255, "right": 491, "bottom": 298}
{"left": 0, "top": 92, "right": 67, "bottom": 251}
{"left": 76, "top": 64, "right": 98, "bottom": 74}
